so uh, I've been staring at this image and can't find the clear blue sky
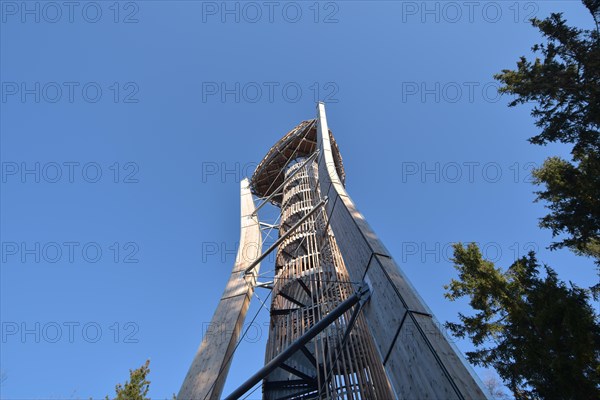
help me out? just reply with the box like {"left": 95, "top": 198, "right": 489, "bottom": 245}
{"left": 1, "top": 1, "right": 598, "bottom": 399}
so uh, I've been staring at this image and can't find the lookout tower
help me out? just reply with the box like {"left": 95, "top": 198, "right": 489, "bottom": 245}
{"left": 178, "top": 103, "right": 489, "bottom": 400}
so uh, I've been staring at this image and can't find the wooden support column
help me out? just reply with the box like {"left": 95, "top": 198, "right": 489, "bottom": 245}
{"left": 315, "top": 102, "right": 489, "bottom": 399}
{"left": 178, "top": 178, "right": 262, "bottom": 400}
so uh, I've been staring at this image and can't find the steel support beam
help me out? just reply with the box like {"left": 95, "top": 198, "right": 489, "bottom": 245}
{"left": 223, "top": 284, "right": 370, "bottom": 400}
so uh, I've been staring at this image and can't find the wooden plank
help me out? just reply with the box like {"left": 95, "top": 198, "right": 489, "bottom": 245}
{"left": 178, "top": 178, "right": 262, "bottom": 400}
{"left": 315, "top": 102, "right": 489, "bottom": 399}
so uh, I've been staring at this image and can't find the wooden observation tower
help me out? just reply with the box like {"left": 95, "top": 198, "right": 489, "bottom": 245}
{"left": 178, "top": 103, "right": 489, "bottom": 400}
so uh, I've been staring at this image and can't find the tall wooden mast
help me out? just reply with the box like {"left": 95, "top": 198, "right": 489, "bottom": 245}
{"left": 178, "top": 179, "right": 261, "bottom": 400}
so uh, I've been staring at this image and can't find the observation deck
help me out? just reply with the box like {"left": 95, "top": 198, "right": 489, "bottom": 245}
{"left": 250, "top": 119, "right": 345, "bottom": 205}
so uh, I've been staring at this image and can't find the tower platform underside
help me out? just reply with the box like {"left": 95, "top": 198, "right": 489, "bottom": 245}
{"left": 250, "top": 119, "right": 345, "bottom": 206}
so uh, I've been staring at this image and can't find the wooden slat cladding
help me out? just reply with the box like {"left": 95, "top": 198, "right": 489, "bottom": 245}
{"left": 264, "top": 160, "right": 394, "bottom": 400}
